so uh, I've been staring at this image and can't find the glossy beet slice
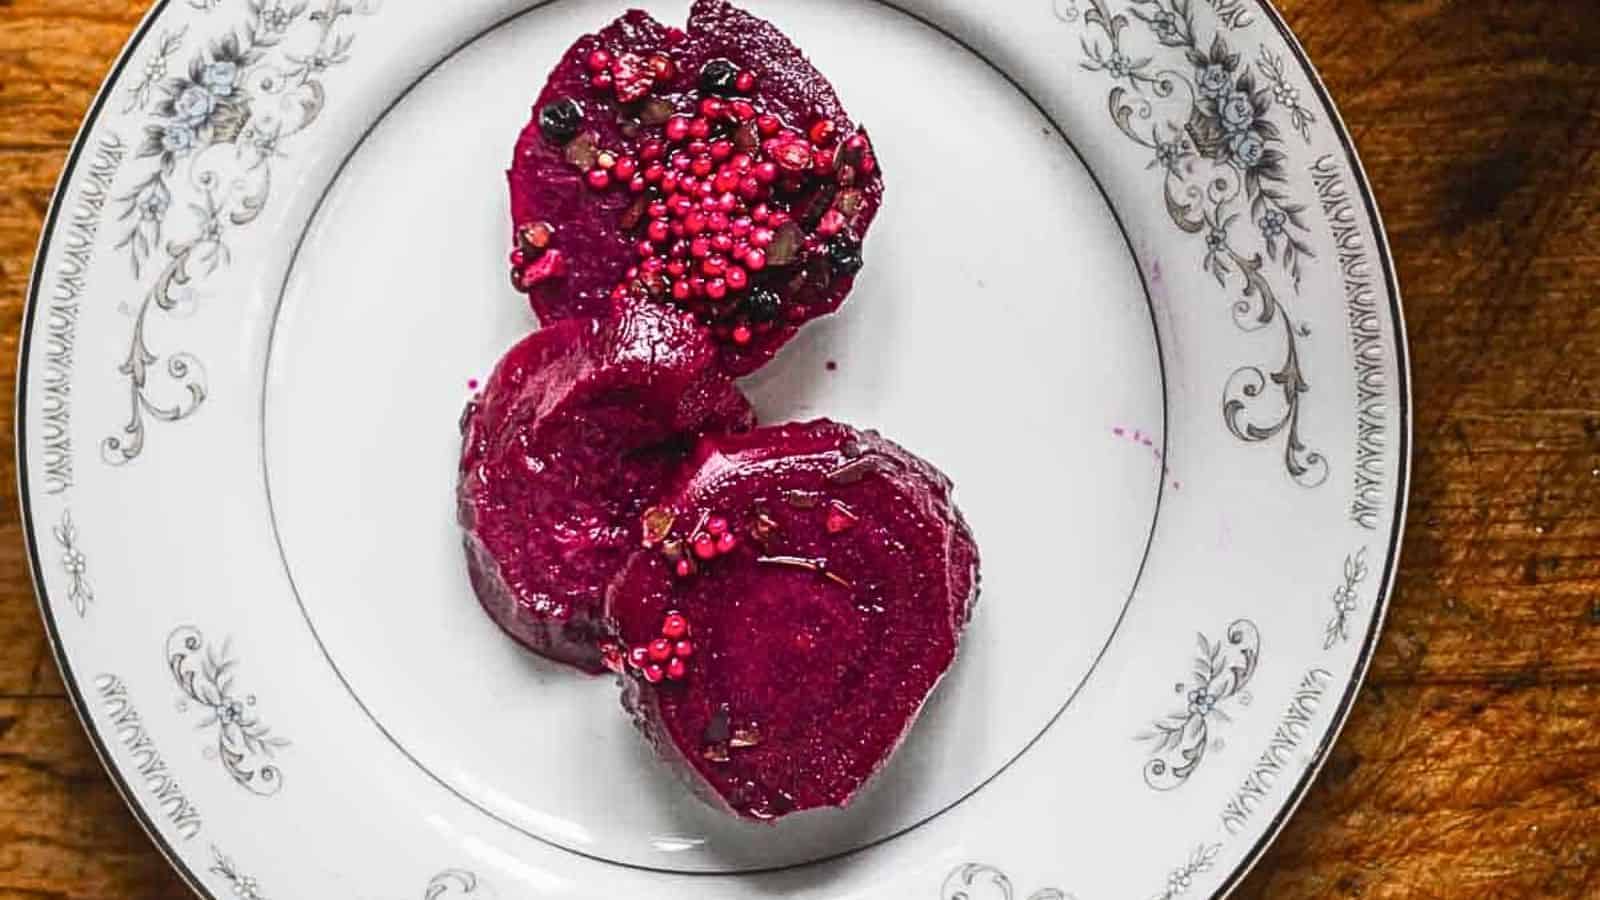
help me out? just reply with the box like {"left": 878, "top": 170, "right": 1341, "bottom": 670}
{"left": 507, "top": 0, "right": 884, "bottom": 375}
{"left": 605, "top": 420, "right": 978, "bottom": 820}
{"left": 459, "top": 299, "right": 754, "bottom": 672}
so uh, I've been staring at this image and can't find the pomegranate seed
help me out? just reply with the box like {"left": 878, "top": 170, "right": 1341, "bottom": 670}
{"left": 725, "top": 266, "right": 748, "bottom": 290}
{"left": 713, "top": 170, "right": 740, "bottom": 193}
{"left": 684, "top": 210, "right": 707, "bottom": 235}
{"left": 716, "top": 531, "right": 737, "bottom": 553}
{"left": 745, "top": 248, "right": 767, "bottom": 271}
{"left": 648, "top": 638, "right": 673, "bottom": 663}
{"left": 706, "top": 278, "right": 728, "bottom": 300}
{"left": 672, "top": 280, "right": 691, "bottom": 300}
{"left": 692, "top": 534, "right": 717, "bottom": 559}
{"left": 672, "top": 153, "right": 692, "bottom": 172}
{"left": 738, "top": 176, "right": 762, "bottom": 200}
{"left": 636, "top": 240, "right": 654, "bottom": 258}
{"left": 647, "top": 219, "right": 671, "bottom": 243}
{"left": 731, "top": 153, "right": 753, "bottom": 171}
{"left": 590, "top": 71, "right": 612, "bottom": 89}
{"left": 756, "top": 114, "right": 781, "bottom": 136}
{"left": 648, "top": 53, "right": 676, "bottom": 81}
{"left": 610, "top": 284, "right": 627, "bottom": 301}
{"left": 629, "top": 175, "right": 647, "bottom": 192}
{"left": 692, "top": 155, "right": 714, "bottom": 177}
{"left": 642, "top": 257, "right": 664, "bottom": 274}
{"left": 596, "top": 150, "right": 617, "bottom": 170}
{"left": 809, "top": 119, "right": 837, "bottom": 145}
{"left": 641, "top": 140, "right": 666, "bottom": 161}
{"left": 665, "top": 116, "right": 691, "bottom": 142}
{"left": 629, "top": 645, "right": 650, "bottom": 668}
{"left": 509, "top": 249, "right": 526, "bottom": 267}
{"left": 690, "top": 237, "right": 711, "bottom": 258}
{"left": 700, "top": 97, "right": 726, "bottom": 119}
{"left": 709, "top": 211, "right": 731, "bottom": 232}
{"left": 586, "top": 49, "right": 611, "bottom": 72}
{"left": 702, "top": 255, "right": 725, "bottom": 276}
{"left": 717, "top": 192, "right": 739, "bottom": 212}
{"left": 768, "top": 210, "right": 791, "bottom": 227}
{"left": 670, "top": 195, "right": 694, "bottom": 218}
{"left": 750, "top": 227, "right": 774, "bottom": 248}
{"left": 735, "top": 70, "right": 757, "bottom": 93}
{"left": 844, "top": 133, "right": 870, "bottom": 155}
{"left": 666, "top": 260, "right": 686, "bottom": 277}
{"left": 732, "top": 324, "right": 753, "bottom": 345}
{"left": 660, "top": 173, "right": 679, "bottom": 193}
{"left": 813, "top": 147, "right": 835, "bottom": 173}
{"left": 662, "top": 613, "right": 690, "bottom": 638}
{"left": 674, "top": 639, "right": 695, "bottom": 658}
{"left": 751, "top": 204, "right": 770, "bottom": 222}
{"left": 731, "top": 217, "right": 752, "bottom": 237}
{"left": 690, "top": 276, "right": 707, "bottom": 296}
{"left": 731, "top": 99, "right": 756, "bottom": 120}
{"left": 711, "top": 233, "right": 734, "bottom": 252}
{"left": 665, "top": 657, "right": 688, "bottom": 680}
{"left": 586, "top": 169, "right": 611, "bottom": 190}
{"left": 711, "top": 140, "right": 734, "bottom": 161}
{"left": 614, "top": 156, "right": 637, "bottom": 179}
{"left": 689, "top": 117, "right": 711, "bottom": 139}
{"left": 860, "top": 152, "right": 877, "bottom": 174}
{"left": 674, "top": 557, "right": 694, "bottom": 577}
{"left": 688, "top": 140, "right": 709, "bottom": 156}
{"left": 642, "top": 663, "right": 665, "bottom": 684}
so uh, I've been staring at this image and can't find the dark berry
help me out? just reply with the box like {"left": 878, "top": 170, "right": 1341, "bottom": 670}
{"left": 826, "top": 236, "right": 863, "bottom": 276}
{"left": 700, "top": 59, "right": 740, "bottom": 96}
{"left": 743, "top": 286, "right": 782, "bottom": 322}
{"left": 538, "top": 98, "right": 584, "bottom": 144}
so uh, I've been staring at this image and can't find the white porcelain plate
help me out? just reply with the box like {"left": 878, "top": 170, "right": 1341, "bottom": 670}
{"left": 18, "top": 0, "right": 1408, "bottom": 896}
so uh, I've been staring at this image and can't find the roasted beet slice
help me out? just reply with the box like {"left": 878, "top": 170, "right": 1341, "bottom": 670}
{"left": 508, "top": 0, "right": 884, "bottom": 376}
{"left": 605, "top": 420, "right": 978, "bottom": 820}
{"left": 459, "top": 299, "right": 755, "bottom": 672}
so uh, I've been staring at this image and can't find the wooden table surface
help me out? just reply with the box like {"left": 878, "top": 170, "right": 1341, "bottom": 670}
{"left": 2, "top": 1, "right": 1598, "bottom": 897}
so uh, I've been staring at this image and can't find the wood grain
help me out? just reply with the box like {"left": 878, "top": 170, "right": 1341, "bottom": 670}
{"left": 1, "top": 0, "right": 1598, "bottom": 897}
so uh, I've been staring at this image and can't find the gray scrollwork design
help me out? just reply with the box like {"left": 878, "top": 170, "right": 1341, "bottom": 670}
{"left": 424, "top": 870, "right": 487, "bottom": 899}
{"left": 1138, "top": 619, "right": 1260, "bottom": 789}
{"left": 105, "top": 0, "right": 377, "bottom": 465}
{"left": 1078, "top": 0, "right": 1327, "bottom": 487}
{"left": 210, "top": 846, "right": 266, "bottom": 899}
{"left": 1150, "top": 844, "right": 1220, "bottom": 899}
{"left": 1325, "top": 548, "right": 1368, "bottom": 649}
{"left": 167, "top": 627, "right": 289, "bottom": 796}
{"left": 51, "top": 509, "right": 95, "bottom": 617}
{"left": 942, "top": 863, "right": 1071, "bottom": 900}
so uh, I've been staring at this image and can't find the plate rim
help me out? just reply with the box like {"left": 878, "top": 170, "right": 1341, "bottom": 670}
{"left": 12, "top": 0, "right": 1412, "bottom": 896}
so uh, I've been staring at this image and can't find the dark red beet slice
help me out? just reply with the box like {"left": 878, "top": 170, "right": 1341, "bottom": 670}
{"left": 459, "top": 299, "right": 755, "bottom": 672}
{"left": 508, "top": 0, "right": 884, "bottom": 376}
{"left": 605, "top": 420, "right": 978, "bottom": 820}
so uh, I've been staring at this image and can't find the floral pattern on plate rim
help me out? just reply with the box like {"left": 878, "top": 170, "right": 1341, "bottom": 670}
{"left": 9, "top": 0, "right": 1397, "bottom": 894}
{"left": 102, "top": 0, "right": 377, "bottom": 466}
{"left": 167, "top": 627, "right": 290, "bottom": 796}
{"left": 1078, "top": 0, "right": 1328, "bottom": 488}
{"left": 1138, "top": 619, "right": 1261, "bottom": 790}
{"left": 209, "top": 850, "right": 485, "bottom": 900}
